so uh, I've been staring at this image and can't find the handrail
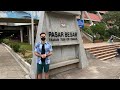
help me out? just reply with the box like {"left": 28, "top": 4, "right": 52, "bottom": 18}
{"left": 81, "top": 30, "right": 93, "bottom": 42}
{"left": 113, "top": 35, "right": 120, "bottom": 40}
{"left": 82, "top": 30, "right": 93, "bottom": 39}
{"left": 108, "top": 35, "right": 120, "bottom": 43}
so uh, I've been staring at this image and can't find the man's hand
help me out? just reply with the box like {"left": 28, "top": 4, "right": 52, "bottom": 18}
{"left": 35, "top": 52, "right": 47, "bottom": 58}
{"left": 41, "top": 54, "right": 46, "bottom": 58}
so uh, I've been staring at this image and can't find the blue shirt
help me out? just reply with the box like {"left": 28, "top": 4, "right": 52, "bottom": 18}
{"left": 34, "top": 41, "right": 53, "bottom": 64}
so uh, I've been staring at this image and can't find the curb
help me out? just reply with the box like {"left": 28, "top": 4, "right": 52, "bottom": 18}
{"left": 2, "top": 43, "right": 31, "bottom": 79}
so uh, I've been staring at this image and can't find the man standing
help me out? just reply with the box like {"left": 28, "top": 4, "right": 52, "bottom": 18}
{"left": 34, "top": 32, "right": 53, "bottom": 79}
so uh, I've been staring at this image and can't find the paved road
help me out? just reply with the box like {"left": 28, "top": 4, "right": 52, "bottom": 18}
{"left": 0, "top": 44, "right": 28, "bottom": 79}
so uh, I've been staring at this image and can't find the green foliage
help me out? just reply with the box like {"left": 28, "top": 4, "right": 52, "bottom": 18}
{"left": 104, "top": 31, "right": 110, "bottom": 39}
{"left": 102, "top": 11, "right": 120, "bottom": 26}
{"left": 25, "top": 58, "right": 32, "bottom": 65}
{"left": 19, "top": 47, "right": 26, "bottom": 56}
{"left": 106, "top": 26, "right": 120, "bottom": 37}
{"left": 87, "top": 11, "right": 97, "bottom": 14}
{"left": 2, "top": 39, "right": 10, "bottom": 44}
{"left": 0, "top": 39, "right": 3, "bottom": 43}
{"left": 102, "top": 11, "right": 120, "bottom": 38}
{"left": 24, "top": 53, "right": 32, "bottom": 58}
{"left": 84, "top": 20, "right": 90, "bottom": 23}
{"left": 90, "top": 22, "right": 106, "bottom": 36}
{"left": 83, "top": 23, "right": 107, "bottom": 41}
{"left": 99, "top": 35, "right": 104, "bottom": 41}
{"left": 12, "top": 43, "right": 20, "bottom": 52}
{"left": 83, "top": 26, "right": 94, "bottom": 36}
{"left": 20, "top": 44, "right": 32, "bottom": 51}
{"left": 10, "top": 43, "right": 14, "bottom": 48}
{"left": 2, "top": 39, "right": 32, "bottom": 64}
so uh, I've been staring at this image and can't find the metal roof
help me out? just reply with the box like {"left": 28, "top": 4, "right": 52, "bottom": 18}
{"left": 0, "top": 11, "right": 40, "bottom": 25}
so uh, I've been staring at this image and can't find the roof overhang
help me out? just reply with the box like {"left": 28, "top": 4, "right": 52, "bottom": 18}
{"left": 0, "top": 18, "right": 39, "bottom": 23}
{"left": 48, "top": 11, "right": 81, "bottom": 16}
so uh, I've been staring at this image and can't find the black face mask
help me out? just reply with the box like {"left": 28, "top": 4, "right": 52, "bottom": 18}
{"left": 41, "top": 37, "right": 46, "bottom": 41}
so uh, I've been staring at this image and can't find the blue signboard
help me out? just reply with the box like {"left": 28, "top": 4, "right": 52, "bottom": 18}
{"left": 77, "top": 19, "right": 84, "bottom": 29}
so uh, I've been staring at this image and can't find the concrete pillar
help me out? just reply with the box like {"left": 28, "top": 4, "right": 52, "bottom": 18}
{"left": 28, "top": 26, "right": 32, "bottom": 45}
{"left": 27, "top": 27, "right": 29, "bottom": 43}
{"left": 80, "top": 11, "right": 84, "bottom": 38}
{"left": 30, "top": 11, "right": 45, "bottom": 79}
{"left": 75, "top": 17, "right": 89, "bottom": 69}
{"left": 80, "top": 11, "right": 84, "bottom": 20}
{"left": 20, "top": 28, "right": 23, "bottom": 42}
{"left": 30, "top": 11, "right": 89, "bottom": 79}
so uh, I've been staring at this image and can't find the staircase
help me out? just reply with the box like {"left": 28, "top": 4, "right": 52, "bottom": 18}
{"left": 85, "top": 44, "right": 120, "bottom": 60}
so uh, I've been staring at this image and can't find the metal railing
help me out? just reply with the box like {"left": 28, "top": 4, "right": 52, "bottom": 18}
{"left": 81, "top": 30, "right": 93, "bottom": 42}
{"left": 113, "top": 35, "right": 120, "bottom": 40}
{"left": 108, "top": 35, "right": 120, "bottom": 43}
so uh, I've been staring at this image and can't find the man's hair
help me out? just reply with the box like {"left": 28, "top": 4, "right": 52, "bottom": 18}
{"left": 40, "top": 32, "right": 46, "bottom": 36}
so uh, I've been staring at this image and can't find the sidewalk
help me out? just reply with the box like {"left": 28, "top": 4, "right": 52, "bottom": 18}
{"left": 1, "top": 42, "right": 120, "bottom": 79}
{"left": 50, "top": 57, "right": 120, "bottom": 79}
{"left": 0, "top": 44, "right": 28, "bottom": 79}
{"left": 50, "top": 42, "right": 120, "bottom": 79}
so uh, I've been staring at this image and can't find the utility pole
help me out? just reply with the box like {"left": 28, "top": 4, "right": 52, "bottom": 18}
{"left": 31, "top": 11, "right": 34, "bottom": 52}
{"left": 80, "top": 11, "right": 82, "bottom": 19}
{"left": 80, "top": 11, "right": 83, "bottom": 31}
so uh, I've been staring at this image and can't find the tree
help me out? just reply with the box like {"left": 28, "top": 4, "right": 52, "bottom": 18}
{"left": 90, "top": 22, "right": 106, "bottom": 36}
{"left": 102, "top": 11, "right": 120, "bottom": 26}
{"left": 102, "top": 11, "right": 120, "bottom": 37}
{"left": 90, "top": 22, "right": 106, "bottom": 41}
{"left": 83, "top": 26, "right": 94, "bottom": 36}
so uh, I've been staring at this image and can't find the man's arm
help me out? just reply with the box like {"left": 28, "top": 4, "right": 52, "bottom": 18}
{"left": 34, "top": 51, "right": 52, "bottom": 58}
{"left": 34, "top": 52, "right": 41, "bottom": 57}
{"left": 46, "top": 43, "right": 53, "bottom": 57}
{"left": 35, "top": 52, "right": 49, "bottom": 59}
{"left": 46, "top": 52, "right": 52, "bottom": 57}
{"left": 34, "top": 42, "right": 41, "bottom": 57}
